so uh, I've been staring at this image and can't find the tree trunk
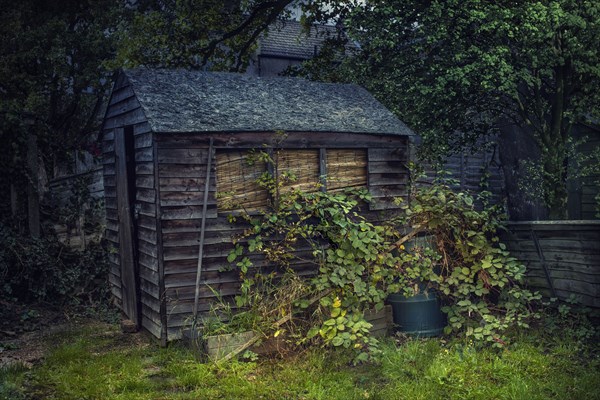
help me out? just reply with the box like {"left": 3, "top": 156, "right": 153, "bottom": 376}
{"left": 27, "top": 133, "right": 40, "bottom": 238}
{"left": 547, "top": 185, "right": 568, "bottom": 220}
{"left": 544, "top": 145, "right": 568, "bottom": 220}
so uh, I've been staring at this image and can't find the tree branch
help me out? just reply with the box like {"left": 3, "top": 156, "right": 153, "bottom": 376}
{"left": 232, "top": 0, "right": 291, "bottom": 71}
{"left": 200, "top": 0, "right": 294, "bottom": 68}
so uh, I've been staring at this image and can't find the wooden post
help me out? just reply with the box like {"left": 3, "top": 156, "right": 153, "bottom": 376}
{"left": 27, "top": 131, "right": 40, "bottom": 238}
{"left": 115, "top": 126, "right": 140, "bottom": 328}
{"left": 152, "top": 139, "right": 168, "bottom": 346}
{"left": 319, "top": 148, "right": 327, "bottom": 192}
{"left": 530, "top": 228, "right": 557, "bottom": 298}
{"left": 193, "top": 137, "right": 214, "bottom": 319}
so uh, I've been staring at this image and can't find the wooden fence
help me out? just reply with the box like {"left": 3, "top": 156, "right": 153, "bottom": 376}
{"left": 502, "top": 221, "right": 600, "bottom": 308}
{"left": 48, "top": 165, "right": 105, "bottom": 249}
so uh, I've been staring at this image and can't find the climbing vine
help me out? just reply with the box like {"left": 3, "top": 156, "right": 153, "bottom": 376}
{"left": 224, "top": 151, "right": 540, "bottom": 361}
{"left": 225, "top": 149, "right": 414, "bottom": 362}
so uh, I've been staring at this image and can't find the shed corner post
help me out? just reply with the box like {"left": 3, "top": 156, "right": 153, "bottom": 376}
{"left": 152, "top": 136, "right": 168, "bottom": 346}
{"left": 319, "top": 148, "right": 327, "bottom": 192}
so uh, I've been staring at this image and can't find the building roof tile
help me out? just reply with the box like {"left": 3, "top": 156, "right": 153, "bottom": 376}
{"left": 123, "top": 68, "right": 413, "bottom": 136}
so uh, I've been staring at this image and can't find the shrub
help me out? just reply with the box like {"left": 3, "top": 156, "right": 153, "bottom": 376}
{"left": 392, "top": 171, "right": 541, "bottom": 345}
{"left": 0, "top": 223, "right": 110, "bottom": 305}
{"left": 223, "top": 150, "right": 539, "bottom": 360}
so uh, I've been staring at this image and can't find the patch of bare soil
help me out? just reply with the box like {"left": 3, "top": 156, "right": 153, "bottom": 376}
{"left": 0, "top": 325, "right": 64, "bottom": 369}
{"left": 0, "top": 301, "right": 119, "bottom": 369}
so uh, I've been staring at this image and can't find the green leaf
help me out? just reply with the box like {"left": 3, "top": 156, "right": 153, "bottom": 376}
{"left": 227, "top": 252, "right": 237, "bottom": 263}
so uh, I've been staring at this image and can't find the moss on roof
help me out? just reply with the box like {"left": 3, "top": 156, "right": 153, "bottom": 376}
{"left": 123, "top": 68, "right": 413, "bottom": 136}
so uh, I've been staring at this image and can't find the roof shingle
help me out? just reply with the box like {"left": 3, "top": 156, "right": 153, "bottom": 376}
{"left": 123, "top": 68, "right": 413, "bottom": 136}
{"left": 259, "top": 20, "right": 336, "bottom": 59}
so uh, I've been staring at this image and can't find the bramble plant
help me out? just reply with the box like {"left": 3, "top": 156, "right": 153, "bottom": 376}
{"left": 228, "top": 188, "right": 409, "bottom": 361}
{"left": 226, "top": 149, "right": 413, "bottom": 362}
{"left": 392, "top": 169, "right": 541, "bottom": 345}
{"left": 224, "top": 150, "right": 540, "bottom": 360}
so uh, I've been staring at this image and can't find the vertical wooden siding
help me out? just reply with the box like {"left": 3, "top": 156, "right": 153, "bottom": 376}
{"left": 102, "top": 75, "right": 163, "bottom": 340}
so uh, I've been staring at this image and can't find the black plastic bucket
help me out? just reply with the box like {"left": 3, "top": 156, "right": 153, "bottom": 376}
{"left": 388, "top": 291, "right": 446, "bottom": 337}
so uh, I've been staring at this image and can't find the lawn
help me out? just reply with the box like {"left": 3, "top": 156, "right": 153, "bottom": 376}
{"left": 1, "top": 319, "right": 599, "bottom": 400}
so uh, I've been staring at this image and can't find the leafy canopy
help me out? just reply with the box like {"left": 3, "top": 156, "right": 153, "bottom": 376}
{"left": 303, "top": 1, "right": 600, "bottom": 218}
{"left": 0, "top": 0, "right": 121, "bottom": 220}
{"left": 113, "top": 0, "right": 299, "bottom": 71}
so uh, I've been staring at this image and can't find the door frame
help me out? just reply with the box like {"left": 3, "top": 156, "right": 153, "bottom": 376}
{"left": 114, "top": 126, "right": 141, "bottom": 327}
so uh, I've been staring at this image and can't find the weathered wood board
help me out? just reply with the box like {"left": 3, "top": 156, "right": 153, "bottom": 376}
{"left": 502, "top": 221, "right": 600, "bottom": 308}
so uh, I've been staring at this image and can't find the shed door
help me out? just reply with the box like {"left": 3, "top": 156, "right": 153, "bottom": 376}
{"left": 114, "top": 126, "right": 140, "bottom": 327}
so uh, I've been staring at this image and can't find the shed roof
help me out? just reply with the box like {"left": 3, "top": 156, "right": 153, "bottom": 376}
{"left": 259, "top": 20, "right": 336, "bottom": 59}
{"left": 122, "top": 68, "right": 413, "bottom": 136}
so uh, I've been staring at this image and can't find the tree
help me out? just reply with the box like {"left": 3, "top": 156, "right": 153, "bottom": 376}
{"left": 333, "top": 0, "right": 600, "bottom": 219}
{"left": 0, "top": 0, "right": 298, "bottom": 228}
{"left": 113, "top": 0, "right": 299, "bottom": 71}
{"left": 0, "top": 0, "right": 121, "bottom": 227}
{"left": 7, "top": 1, "right": 596, "bottom": 222}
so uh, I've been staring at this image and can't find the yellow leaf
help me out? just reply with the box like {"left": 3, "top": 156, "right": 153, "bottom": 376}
{"left": 332, "top": 297, "right": 342, "bottom": 308}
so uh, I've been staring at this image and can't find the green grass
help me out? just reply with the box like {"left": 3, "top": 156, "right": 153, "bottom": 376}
{"left": 1, "top": 322, "right": 599, "bottom": 400}
{"left": 0, "top": 363, "right": 28, "bottom": 400}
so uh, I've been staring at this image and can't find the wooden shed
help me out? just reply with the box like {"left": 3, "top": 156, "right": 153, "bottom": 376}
{"left": 101, "top": 68, "right": 414, "bottom": 343}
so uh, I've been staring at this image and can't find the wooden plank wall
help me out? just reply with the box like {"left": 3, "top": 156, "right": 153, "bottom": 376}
{"left": 416, "top": 136, "right": 505, "bottom": 208}
{"left": 48, "top": 166, "right": 104, "bottom": 249}
{"left": 154, "top": 132, "right": 410, "bottom": 340}
{"left": 156, "top": 138, "right": 224, "bottom": 339}
{"left": 444, "top": 138, "right": 505, "bottom": 206}
{"left": 102, "top": 75, "right": 163, "bottom": 340}
{"left": 498, "top": 123, "right": 599, "bottom": 221}
{"left": 501, "top": 221, "right": 600, "bottom": 308}
{"left": 49, "top": 166, "right": 104, "bottom": 204}
{"left": 368, "top": 146, "right": 410, "bottom": 210}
